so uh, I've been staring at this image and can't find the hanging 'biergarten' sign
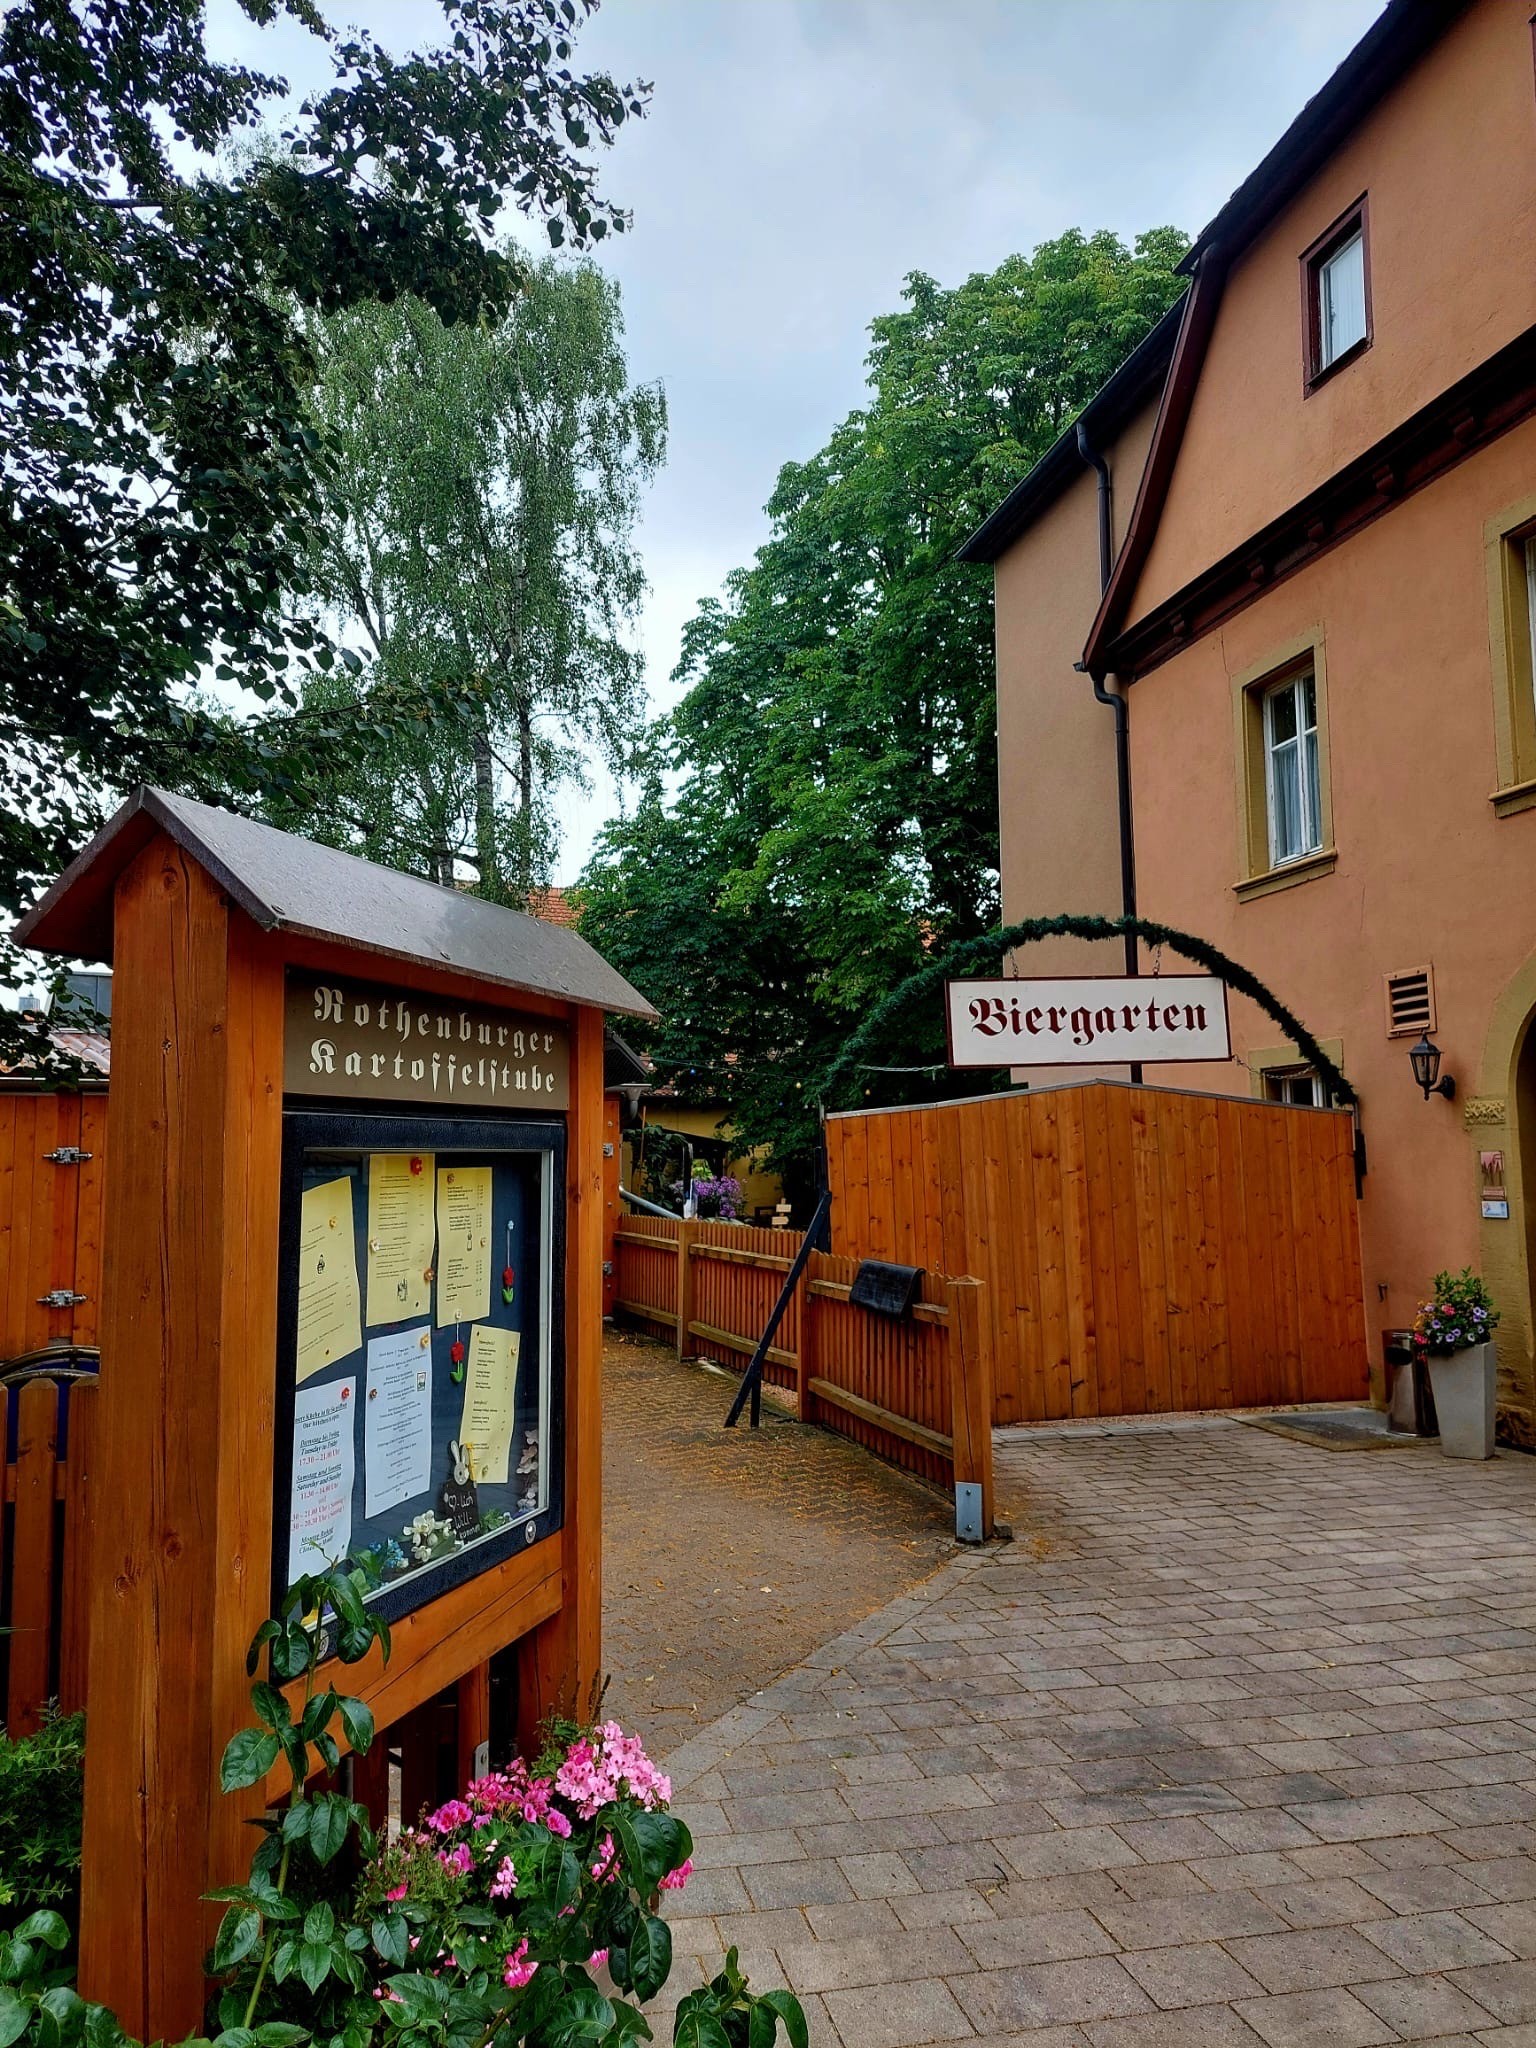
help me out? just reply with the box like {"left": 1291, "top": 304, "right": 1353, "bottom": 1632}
{"left": 284, "top": 972, "right": 569, "bottom": 1109}
{"left": 946, "top": 975, "right": 1231, "bottom": 1069}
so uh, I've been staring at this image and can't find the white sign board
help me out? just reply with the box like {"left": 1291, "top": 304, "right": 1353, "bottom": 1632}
{"left": 946, "top": 975, "right": 1231, "bottom": 1069}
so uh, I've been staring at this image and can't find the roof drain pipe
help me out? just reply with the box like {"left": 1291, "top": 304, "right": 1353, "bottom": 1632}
{"left": 1073, "top": 419, "right": 1141, "bottom": 1084}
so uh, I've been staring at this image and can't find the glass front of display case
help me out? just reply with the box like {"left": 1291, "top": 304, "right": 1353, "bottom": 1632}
{"left": 273, "top": 1109, "right": 564, "bottom": 1623}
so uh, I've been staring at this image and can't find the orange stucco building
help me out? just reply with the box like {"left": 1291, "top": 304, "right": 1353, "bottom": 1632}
{"left": 964, "top": 0, "right": 1536, "bottom": 1436}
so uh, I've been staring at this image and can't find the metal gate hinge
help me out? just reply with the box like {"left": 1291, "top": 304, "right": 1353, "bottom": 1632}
{"left": 602, "top": 1142, "right": 615, "bottom": 1158}
{"left": 43, "top": 1147, "right": 93, "bottom": 1166}
{"left": 37, "top": 1289, "right": 87, "bottom": 1308}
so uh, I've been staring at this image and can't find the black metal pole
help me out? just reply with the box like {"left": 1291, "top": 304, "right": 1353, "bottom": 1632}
{"left": 726, "top": 1189, "right": 832, "bottom": 1429}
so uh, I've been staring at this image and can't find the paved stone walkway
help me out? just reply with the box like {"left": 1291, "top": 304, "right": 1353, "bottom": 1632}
{"left": 601, "top": 1328, "right": 954, "bottom": 1756}
{"left": 656, "top": 1416, "right": 1536, "bottom": 2047}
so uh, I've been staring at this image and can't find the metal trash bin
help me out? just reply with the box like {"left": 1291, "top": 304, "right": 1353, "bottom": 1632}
{"left": 1384, "top": 1329, "right": 1437, "bottom": 1436}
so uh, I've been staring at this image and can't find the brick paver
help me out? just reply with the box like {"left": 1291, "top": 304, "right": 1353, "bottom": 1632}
{"left": 602, "top": 1329, "right": 954, "bottom": 1755}
{"left": 653, "top": 1415, "right": 1536, "bottom": 2045}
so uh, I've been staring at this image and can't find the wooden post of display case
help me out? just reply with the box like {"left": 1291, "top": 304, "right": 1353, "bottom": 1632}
{"left": 516, "top": 1003, "right": 605, "bottom": 1746}
{"left": 15, "top": 787, "right": 657, "bottom": 2045}
{"left": 74, "top": 843, "right": 284, "bottom": 2036}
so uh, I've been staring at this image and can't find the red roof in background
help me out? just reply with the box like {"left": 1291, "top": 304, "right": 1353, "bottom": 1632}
{"left": 527, "top": 886, "right": 581, "bottom": 930}
{"left": 0, "top": 1023, "right": 111, "bottom": 1079}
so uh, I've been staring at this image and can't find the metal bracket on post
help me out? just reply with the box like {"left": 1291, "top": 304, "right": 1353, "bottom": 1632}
{"left": 954, "top": 1482, "right": 984, "bottom": 1545}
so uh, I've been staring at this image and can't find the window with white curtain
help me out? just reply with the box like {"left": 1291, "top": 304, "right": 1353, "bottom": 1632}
{"left": 1318, "top": 231, "right": 1367, "bottom": 368}
{"left": 1263, "top": 670, "right": 1322, "bottom": 867}
{"left": 1304, "top": 204, "right": 1370, "bottom": 385}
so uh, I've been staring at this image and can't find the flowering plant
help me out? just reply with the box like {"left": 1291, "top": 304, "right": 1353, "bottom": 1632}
{"left": 4, "top": 1563, "right": 808, "bottom": 2048}
{"left": 1412, "top": 1268, "right": 1499, "bottom": 1358}
{"left": 669, "top": 1172, "right": 744, "bottom": 1222}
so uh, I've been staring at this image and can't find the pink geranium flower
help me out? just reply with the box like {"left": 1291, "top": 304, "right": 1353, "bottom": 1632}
{"left": 502, "top": 1940, "right": 539, "bottom": 1990}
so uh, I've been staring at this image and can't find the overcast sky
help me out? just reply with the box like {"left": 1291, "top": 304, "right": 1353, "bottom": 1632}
{"left": 215, "top": 0, "right": 1384, "bottom": 877}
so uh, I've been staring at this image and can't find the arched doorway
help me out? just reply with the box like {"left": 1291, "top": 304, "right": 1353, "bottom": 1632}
{"left": 1475, "top": 958, "right": 1536, "bottom": 1446}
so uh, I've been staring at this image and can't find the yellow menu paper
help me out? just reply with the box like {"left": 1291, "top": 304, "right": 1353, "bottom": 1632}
{"left": 436, "top": 1165, "right": 492, "bottom": 1327}
{"left": 459, "top": 1324, "right": 520, "bottom": 1484}
{"left": 365, "top": 1153, "right": 436, "bottom": 1324}
{"left": 295, "top": 1176, "right": 362, "bottom": 1383}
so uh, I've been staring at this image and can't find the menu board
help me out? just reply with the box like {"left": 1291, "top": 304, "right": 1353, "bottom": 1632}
{"left": 274, "top": 1116, "right": 562, "bottom": 1622}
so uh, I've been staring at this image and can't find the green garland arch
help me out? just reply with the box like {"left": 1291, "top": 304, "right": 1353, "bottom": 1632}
{"left": 821, "top": 912, "right": 1357, "bottom": 1110}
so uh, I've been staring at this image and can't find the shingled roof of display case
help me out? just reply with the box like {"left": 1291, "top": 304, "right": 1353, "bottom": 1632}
{"left": 14, "top": 787, "right": 659, "bottom": 1021}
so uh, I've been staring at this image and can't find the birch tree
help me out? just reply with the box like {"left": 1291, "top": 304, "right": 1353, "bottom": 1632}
{"left": 282, "top": 267, "right": 665, "bottom": 900}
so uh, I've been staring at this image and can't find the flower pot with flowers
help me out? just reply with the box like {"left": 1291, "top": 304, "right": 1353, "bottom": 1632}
{"left": 1412, "top": 1268, "right": 1500, "bottom": 1460}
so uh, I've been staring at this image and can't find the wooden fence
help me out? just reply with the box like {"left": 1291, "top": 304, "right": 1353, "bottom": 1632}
{"left": 612, "top": 1212, "right": 993, "bottom": 1534}
{"left": 0, "top": 1092, "right": 108, "bottom": 1359}
{"left": 826, "top": 1080, "right": 1368, "bottom": 1424}
{"left": 0, "top": 1370, "right": 96, "bottom": 1735}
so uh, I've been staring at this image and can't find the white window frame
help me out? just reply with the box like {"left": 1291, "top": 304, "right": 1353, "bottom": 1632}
{"left": 1318, "top": 230, "right": 1366, "bottom": 369}
{"left": 1264, "top": 1064, "right": 1327, "bottom": 1108}
{"left": 1262, "top": 669, "right": 1323, "bottom": 869}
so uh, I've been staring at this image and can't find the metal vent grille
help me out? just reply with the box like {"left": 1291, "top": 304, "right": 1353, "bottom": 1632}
{"left": 1384, "top": 966, "right": 1435, "bottom": 1038}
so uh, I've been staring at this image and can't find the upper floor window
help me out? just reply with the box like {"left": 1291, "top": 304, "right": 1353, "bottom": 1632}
{"left": 1488, "top": 501, "right": 1536, "bottom": 812}
{"left": 1263, "top": 669, "right": 1322, "bottom": 866}
{"left": 1302, "top": 200, "right": 1371, "bottom": 387}
{"left": 1263, "top": 1064, "right": 1327, "bottom": 1108}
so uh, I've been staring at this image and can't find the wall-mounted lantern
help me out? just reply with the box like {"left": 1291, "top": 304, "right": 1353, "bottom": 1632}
{"left": 1408, "top": 1031, "right": 1456, "bottom": 1101}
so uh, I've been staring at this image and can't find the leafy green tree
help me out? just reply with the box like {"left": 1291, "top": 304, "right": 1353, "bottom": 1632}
{"left": 0, "top": 0, "right": 647, "bottom": 1051}
{"left": 264, "top": 266, "right": 665, "bottom": 902}
{"left": 581, "top": 229, "right": 1189, "bottom": 1189}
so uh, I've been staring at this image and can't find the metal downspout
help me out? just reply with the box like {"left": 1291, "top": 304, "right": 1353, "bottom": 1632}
{"left": 1074, "top": 421, "right": 1141, "bottom": 1082}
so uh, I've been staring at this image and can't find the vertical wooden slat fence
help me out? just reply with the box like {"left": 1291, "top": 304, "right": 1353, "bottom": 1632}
{"left": 0, "top": 1092, "right": 109, "bottom": 1359}
{"left": 1, "top": 1371, "right": 96, "bottom": 1735}
{"left": 826, "top": 1079, "right": 1368, "bottom": 1424}
{"left": 611, "top": 1214, "right": 993, "bottom": 1536}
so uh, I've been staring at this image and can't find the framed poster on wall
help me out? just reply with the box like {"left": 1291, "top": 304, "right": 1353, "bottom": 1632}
{"left": 273, "top": 1108, "right": 566, "bottom": 1624}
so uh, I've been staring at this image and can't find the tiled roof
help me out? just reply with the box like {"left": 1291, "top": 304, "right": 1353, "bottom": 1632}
{"left": 0, "top": 1022, "right": 111, "bottom": 1079}
{"left": 526, "top": 886, "right": 581, "bottom": 930}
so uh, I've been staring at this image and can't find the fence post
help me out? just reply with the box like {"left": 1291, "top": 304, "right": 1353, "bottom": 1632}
{"left": 946, "top": 1277, "right": 993, "bottom": 1543}
{"left": 675, "top": 1217, "right": 698, "bottom": 1362}
{"left": 797, "top": 1251, "right": 821, "bottom": 1422}
{"left": 8, "top": 1379, "right": 61, "bottom": 1735}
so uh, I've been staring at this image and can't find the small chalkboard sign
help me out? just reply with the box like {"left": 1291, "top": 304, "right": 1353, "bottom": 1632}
{"left": 849, "top": 1260, "right": 924, "bottom": 1320}
{"left": 437, "top": 1440, "right": 481, "bottom": 1541}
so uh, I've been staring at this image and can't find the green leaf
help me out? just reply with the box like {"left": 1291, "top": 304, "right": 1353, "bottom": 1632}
{"left": 747, "top": 2011, "right": 775, "bottom": 2048}
{"left": 251, "top": 2030, "right": 307, "bottom": 2048}
{"left": 370, "top": 1916, "right": 409, "bottom": 1969}
{"left": 336, "top": 1696, "right": 374, "bottom": 1755}
{"left": 15, "top": 1915, "right": 69, "bottom": 1954}
{"left": 299, "top": 1690, "right": 336, "bottom": 1742}
{"left": 212, "top": 2030, "right": 257, "bottom": 2048}
{"left": 758, "top": 1992, "right": 809, "bottom": 2048}
{"left": 297, "top": 1943, "right": 332, "bottom": 1996}
{"left": 212, "top": 1906, "right": 262, "bottom": 1973}
{"left": 219, "top": 1728, "right": 280, "bottom": 1793}
{"left": 381, "top": 1976, "right": 450, "bottom": 2025}
{"left": 671, "top": 2013, "right": 729, "bottom": 2048}
{"left": 245, "top": 1619, "right": 281, "bottom": 1675}
{"left": 306, "top": 1795, "right": 351, "bottom": 1867}
{"left": 302, "top": 1903, "right": 335, "bottom": 1946}
{"left": 279, "top": 1803, "right": 312, "bottom": 1845}
{"left": 0, "top": 1992, "right": 30, "bottom": 2048}
{"left": 250, "top": 1682, "right": 293, "bottom": 1730}
{"left": 626, "top": 1917, "right": 671, "bottom": 2005}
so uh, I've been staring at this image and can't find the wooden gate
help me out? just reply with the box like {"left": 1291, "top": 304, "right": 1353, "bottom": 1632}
{"left": 826, "top": 1079, "right": 1367, "bottom": 1424}
{"left": 0, "top": 1092, "right": 109, "bottom": 1360}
